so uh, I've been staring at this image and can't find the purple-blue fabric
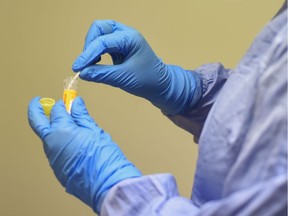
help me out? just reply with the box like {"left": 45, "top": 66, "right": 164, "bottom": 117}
{"left": 101, "top": 10, "right": 287, "bottom": 216}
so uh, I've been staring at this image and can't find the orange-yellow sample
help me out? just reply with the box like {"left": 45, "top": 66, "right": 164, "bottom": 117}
{"left": 63, "top": 73, "right": 79, "bottom": 113}
{"left": 63, "top": 89, "right": 77, "bottom": 112}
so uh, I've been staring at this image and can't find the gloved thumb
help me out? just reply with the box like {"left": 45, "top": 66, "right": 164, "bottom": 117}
{"left": 79, "top": 64, "right": 125, "bottom": 88}
{"left": 28, "top": 96, "right": 50, "bottom": 139}
{"left": 71, "top": 97, "right": 98, "bottom": 129}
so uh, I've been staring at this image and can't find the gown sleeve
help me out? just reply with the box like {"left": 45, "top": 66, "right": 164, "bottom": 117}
{"left": 166, "top": 63, "right": 231, "bottom": 142}
{"left": 100, "top": 7, "right": 287, "bottom": 216}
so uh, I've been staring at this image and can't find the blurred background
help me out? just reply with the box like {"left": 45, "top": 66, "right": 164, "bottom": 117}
{"left": 0, "top": 0, "right": 283, "bottom": 215}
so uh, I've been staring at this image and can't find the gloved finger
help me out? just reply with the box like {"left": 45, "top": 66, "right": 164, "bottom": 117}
{"left": 83, "top": 20, "right": 120, "bottom": 51}
{"left": 28, "top": 96, "right": 50, "bottom": 139}
{"left": 50, "top": 100, "right": 76, "bottom": 128}
{"left": 70, "top": 97, "right": 98, "bottom": 129}
{"left": 80, "top": 20, "right": 129, "bottom": 67}
{"left": 79, "top": 64, "right": 127, "bottom": 88}
{"left": 72, "top": 31, "right": 129, "bottom": 72}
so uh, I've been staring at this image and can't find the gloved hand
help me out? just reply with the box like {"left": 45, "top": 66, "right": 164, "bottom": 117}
{"left": 72, "top": 20, "right": 202, "bottom": 115}
{"left": 28, "top": 96, "right": 141, "bottom": 214}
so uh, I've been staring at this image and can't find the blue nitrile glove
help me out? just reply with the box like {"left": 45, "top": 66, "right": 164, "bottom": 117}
{"left": 28, "top": 96, "right": 141, "bottom": 214}
{"left": 72, "top": 20, "right": 202, "bottom": 115}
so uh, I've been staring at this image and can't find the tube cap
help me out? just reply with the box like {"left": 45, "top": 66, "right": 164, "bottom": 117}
{"left": 39, "top": 98, "right": 55, "bottom": 117}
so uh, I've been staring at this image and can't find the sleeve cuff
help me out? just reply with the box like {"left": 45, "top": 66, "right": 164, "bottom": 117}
{"left": 101, "top": 174, "right": 179, "bottom": 215}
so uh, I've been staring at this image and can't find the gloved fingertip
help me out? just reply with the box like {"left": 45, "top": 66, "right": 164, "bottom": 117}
{"left": 29, "top": 96, "right": 41, "bottom": 105}
{"left": 79, "top": 65, "right": 116, "bottom": 83}
{"left": 74, "top": 96, "right": 85, "bottom": 107}
{"left": 28, "top": 96, "right": 50, "bottom": 138}
{"left": 72, "top": 57, "right": 85, "bottom": 71}
{"left": 49, "top": 99, "right": 76, "bottom": 127}
{"left": 79, "top": 66, "right": 101, "bottom": 81}
{"left": 55, "top": 99, "right": 65, "bottom": 107}
{"left": 71, "top": 97, "right": 89, "bottom": 115}
{"left": 50, "top": 100, "right": 67, "bottom": 115}
{"left": 72, "top": 62, "right": 81, "bottom": 72}
{"left": 72, "top": 67, "right": 79, "bottom": 72}
{"left": 34, "top": 96, "right": 42, "bottom": 101}
{"left": 28, "top": 95, "right": 38, "bottom": 105}
{"left": 79, "top": 68, "right": 90, "bottom": 80}
{"left": 28, "top": 96, "right": 44, "bottom": 117}
{"left": 71, "top": 97, "right": 97, "bottom": 128}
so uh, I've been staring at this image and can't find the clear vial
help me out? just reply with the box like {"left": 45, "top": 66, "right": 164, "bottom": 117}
{"left": 63, "top": 75, "right": 78, "bottom": 113}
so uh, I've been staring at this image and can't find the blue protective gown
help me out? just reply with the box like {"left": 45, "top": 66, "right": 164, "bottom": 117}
{"left": 101, "top": 8, "right": 287, "bottom": 216}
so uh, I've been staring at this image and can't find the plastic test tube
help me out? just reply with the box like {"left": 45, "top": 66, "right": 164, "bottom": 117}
{"left": 63, "top": 73, "right": 79, "bottom": 113}
{"left": 39, "top": 97, "right": 55, "bottom": 118}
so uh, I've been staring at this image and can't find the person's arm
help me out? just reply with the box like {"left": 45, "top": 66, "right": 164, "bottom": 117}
{"left": 72, "top": 20, "right": 203, "bottom": 116}
{"left": 165, "top": 0, "right": 287, "bottom": 141}
{"left": 71, "top": 20, "right": 232, "bottom": 140}
{"left": 101, "top": 21, "right": 288, "bottom": 215}
{"left": 28, "top": 97, "right": 142, "bottom": 214}
{"left": 165, "top": 63, "right": 231, "bottom": 141}
{"left": 28, "top": 97, "right": 286, "bottom": 216}
{"left": 28, "top": 13, "right": 286, "bottom": 215}
{"left": 101, "top": 174, "right": 286, "bottom": 216}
